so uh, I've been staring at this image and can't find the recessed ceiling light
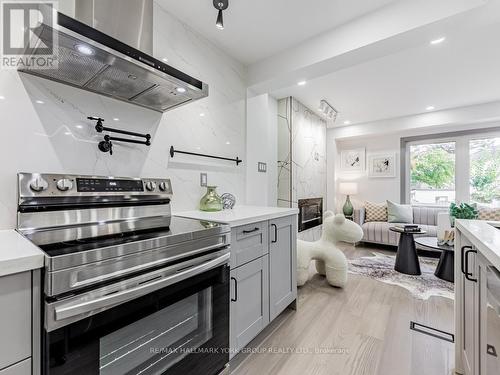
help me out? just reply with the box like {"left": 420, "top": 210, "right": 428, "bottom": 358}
{"left": 113, "top": 117, "right": 120, "bottom": 121}
{"left": 430, "top": 37, "right": 446, "bottom": 45}
{"left": 200, "top": 113, "right": 205, "bottom": 117}
{"left": 426, "top": 106, "right": 435, "bottom": 111}
{"left": 0, "top": 96, "right": 4, "bottom": 100}
{"left": 75, "top": 44, "right": 94, "bottom": 55}
{"left": 176, "top": 87, "right": 187, "bottom": 93}
{"left": 162, "top": 57, "right": 169, "bottom": 62}
{"left": 225, "top": 141, "right": 231, "bottom": 145}
{"left": 344, "top": 120, "right": 351, "bottom": 125}
{"left": 297, "top": 81, "right": 307, "bottom": 86}
{"left": 64, "top": 131, "right": 71, "bottom": 135}
{"left": 35, "top": 100, "right": 44, "bottom": 104}
{"left": 76, "top": 125, "right": 83, "bottom": 129}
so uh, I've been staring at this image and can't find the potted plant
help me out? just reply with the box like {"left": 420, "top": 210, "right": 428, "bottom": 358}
{"left": 449, "top": 202, "right": 479, "bottom": 227}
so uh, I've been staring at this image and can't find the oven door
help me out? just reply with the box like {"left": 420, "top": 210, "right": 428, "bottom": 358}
{"left": 43, "top": 250, "right": 230, "bottom": 375}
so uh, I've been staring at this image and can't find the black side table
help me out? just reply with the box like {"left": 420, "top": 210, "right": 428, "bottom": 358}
{"left": 389, "top": 227, "right": 427, "bottom": 275}
{"left": 415, "top": 237, "right": 454, "bottom": 282}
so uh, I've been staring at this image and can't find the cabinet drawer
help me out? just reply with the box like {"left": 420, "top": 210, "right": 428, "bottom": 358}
{"left": 0, "top": 358, "right": 31, "bottom": 375}
{"left": 0, "top": 272, "right": 31, "bottom": 370}
{"left": 230, "top": 221, "right": 269, "bottom": 268}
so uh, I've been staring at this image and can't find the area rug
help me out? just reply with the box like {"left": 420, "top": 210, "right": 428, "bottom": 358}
{"left": 347, "top": 253, "right": 454, "bottom": 300}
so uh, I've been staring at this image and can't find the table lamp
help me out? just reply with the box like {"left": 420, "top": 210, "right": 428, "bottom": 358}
{"left": 339, "top": 182, "right": 358, "bottom": 217}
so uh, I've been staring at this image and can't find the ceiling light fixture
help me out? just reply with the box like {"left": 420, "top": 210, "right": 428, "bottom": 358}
{"left": 297, "top": 80, "right": 307, "bottom": 86}
{"left": 430, "top": 37, "right": 446, "bottom": 45}
{"left": 426, "top": 106, "right": 435, "bottom": 111}
{"left": 162, "top": 57, "right": 169, "bottom": 63}
{"left": 318, "top": 100, "right": 338, "bottom": 121}
{"left": 213, "top": 0, "right": 229, "bottom": 30}
{"left": 113, "top": 117, "right": 120, "bottom": 121}
{"left": 176, "top": 87, "right": 187, "bottom": 93}
{"left": 35, "top": 100, "right": 44, "bottom": 104}
{"left": 344, "top": 120, "right": 351, "bottom": 125}
{"left": 0, "top": 96, "right": 5, "bottom": 100}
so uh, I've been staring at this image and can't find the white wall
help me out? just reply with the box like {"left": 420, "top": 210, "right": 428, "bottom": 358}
{"left": 0, "top": 2, "right": 247, "bottom": 229}
{"left": 246, "top": 92, "right": 278, "bottom": 206}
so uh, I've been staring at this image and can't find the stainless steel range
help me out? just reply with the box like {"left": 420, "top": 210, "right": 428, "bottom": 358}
{"left": 16, "top": 173, "right": 231, "bottom": 375}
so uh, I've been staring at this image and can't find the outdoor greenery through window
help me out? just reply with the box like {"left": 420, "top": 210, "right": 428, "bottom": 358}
{"left": 410, "top": 142, "right": 456, "bottom": 205}
{"left": 469, "top": 137, "right": 500, "bottom": 206}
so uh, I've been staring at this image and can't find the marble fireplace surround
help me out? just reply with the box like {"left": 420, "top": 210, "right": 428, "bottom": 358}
{"left": 277, "top": 97, "right": 327, "bottom": 241}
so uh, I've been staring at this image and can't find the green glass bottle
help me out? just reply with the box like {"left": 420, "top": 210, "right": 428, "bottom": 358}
{"left": 200, "top": 186, "right": 223, "bottom": 212}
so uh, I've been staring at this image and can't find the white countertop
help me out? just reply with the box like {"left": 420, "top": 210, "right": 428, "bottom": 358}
{"left": 0, "top": 230, "right": 44, "bottom": 277}
{"left": 456, "top": 219, "right": 500, "bottom": 270}
{"left": 175, "top": 205, "right": 299, "bottom": 227}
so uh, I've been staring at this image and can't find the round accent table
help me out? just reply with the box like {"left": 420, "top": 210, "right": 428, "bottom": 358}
{"left": 414, "top": 237, "right": 454, "bottom": 282}
{"left": 389, "top": 227, "right": 427, "bottom": 275}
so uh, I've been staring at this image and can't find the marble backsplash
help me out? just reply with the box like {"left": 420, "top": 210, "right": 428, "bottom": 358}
{"left": 0, "top": 2, "right": 247, "bottom": 229}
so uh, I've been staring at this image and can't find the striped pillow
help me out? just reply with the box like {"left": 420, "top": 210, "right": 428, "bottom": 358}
{"left": 365, "top": 201, "right": 388, "bottom": 222}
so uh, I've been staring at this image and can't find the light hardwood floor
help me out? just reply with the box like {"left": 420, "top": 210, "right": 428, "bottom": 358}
{"left": 230, "top": 243, "right": 455, "bottom": 375}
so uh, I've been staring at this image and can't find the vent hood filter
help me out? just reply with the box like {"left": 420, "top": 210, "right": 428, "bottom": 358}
{"left": 19, "top": 12, "right": 208, "bottom": 113}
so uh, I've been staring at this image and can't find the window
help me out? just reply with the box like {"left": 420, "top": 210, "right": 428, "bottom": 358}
{"left": 409, "top": 142, "right": 456, "bottom": 205}
{"left": 469, "top": 137, "right": 500, "bottom": 207}
{"left": 404, "top": 131, "right": 500, "bottom": 207}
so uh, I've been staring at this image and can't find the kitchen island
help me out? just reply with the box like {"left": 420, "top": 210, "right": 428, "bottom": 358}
{"left": 455, "top": 219, "right": 500, "bottom": 375}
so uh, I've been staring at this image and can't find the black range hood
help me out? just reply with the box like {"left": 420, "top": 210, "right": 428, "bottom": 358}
{"left": 19, "top": 1, "right": 208, "bottom": 113}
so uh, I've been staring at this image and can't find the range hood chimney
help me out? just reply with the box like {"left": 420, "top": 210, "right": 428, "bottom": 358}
{"left": 19, "top": 0, "right": 208, "bottom": 113}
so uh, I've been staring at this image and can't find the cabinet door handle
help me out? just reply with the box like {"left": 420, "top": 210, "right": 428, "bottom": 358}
{"left": 464, "top": 248, "right": 478, "bottom": 282}
{"left": 231, "top": 277, "right": 238, "bottom": 302}
{"left": 271, "top": 223, "right": 278, "bottom": 243}
{"left": 461, "top": 246, "right": 472, "bottom": 276}
{"left": 242, "top": 227, "right": 259, "bottom": 234}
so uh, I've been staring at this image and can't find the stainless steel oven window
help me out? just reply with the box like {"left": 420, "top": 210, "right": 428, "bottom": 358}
{"left": 99, "top": 287, "right": 213, "bottom": 374}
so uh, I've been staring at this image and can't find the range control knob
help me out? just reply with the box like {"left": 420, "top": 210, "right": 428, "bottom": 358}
{"left": 29, "top": 177, "right": 49, "bottom": 192}
{"left": 56, "top": 179, "right": 73, "bottom": 192}
{"left": 159, "top": 181, "right": 168, "bottom": 192}
{"left": 145, "top": 181, "right": 157, "bottom": 191}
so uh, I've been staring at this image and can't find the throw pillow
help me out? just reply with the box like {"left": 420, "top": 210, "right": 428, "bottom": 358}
{"left": 365, "top": 201, "right": 388, "bottom": 222}
{"left": 477, "top": 206, "right": 500, "bottom": 221}
{"left": 386, "top": 200, "right": 413, "bottom": 223}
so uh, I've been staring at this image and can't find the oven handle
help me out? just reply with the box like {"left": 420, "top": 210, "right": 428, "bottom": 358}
{"left": 70, "top": 240, "right": 228, "bottom": 290}
{"left": 54, "top": 252, "right": 230, "bottom": 322}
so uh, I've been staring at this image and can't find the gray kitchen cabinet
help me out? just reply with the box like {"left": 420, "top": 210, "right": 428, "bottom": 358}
{"left": 230, "top": 255, "right": 269, "bottom": 358}
{"left": 269, "top": 216, "right": 297, "bottom": 321}
{"left": 229, "top": 221, "right": 268, "bottom": 268}
{"left": 461, "top": 243, "right": 479, "bottom": 375}
{"left": 0, "top": 272, "right": 32, "bottom": 371}
{"left": 0, "top": 359, "right": 31, "bottom": 375}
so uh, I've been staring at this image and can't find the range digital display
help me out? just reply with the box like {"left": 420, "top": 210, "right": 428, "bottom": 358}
{"left": 76, "top": 178, "right": 144, "bottom": 192}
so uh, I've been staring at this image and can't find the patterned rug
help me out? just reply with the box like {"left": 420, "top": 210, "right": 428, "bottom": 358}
{"left": 348, "top": 252, "right": 454, "bottom": 300}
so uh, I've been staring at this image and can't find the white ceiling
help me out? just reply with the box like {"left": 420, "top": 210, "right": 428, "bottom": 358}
{"left": 155, "top": 0, "right": 397, "bottom": 65}
{"left": 270, "top": 19, "right": 500, "bottom": 126}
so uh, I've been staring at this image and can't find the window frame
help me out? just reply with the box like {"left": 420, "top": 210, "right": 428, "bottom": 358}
{"left": 401, "top": 128, "right": 500, "bottom": 206}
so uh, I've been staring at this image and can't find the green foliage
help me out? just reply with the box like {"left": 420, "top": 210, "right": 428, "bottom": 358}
{"left": 411, "top": 148, "right": 455, "bottom": 189}
{"left": 449, "top": 202, "right": 478, "bottom": 220}
{"left": 470, "top": 146, "right": 500, "bottom": 204}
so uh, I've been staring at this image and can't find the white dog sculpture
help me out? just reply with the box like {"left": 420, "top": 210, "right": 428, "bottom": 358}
{"left": 297, "top": 211, "right": 363, "bottom": 288}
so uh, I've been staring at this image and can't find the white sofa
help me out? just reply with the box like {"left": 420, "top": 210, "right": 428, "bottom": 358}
{"left": 353, "top": 206, "right": 447, "bottom": 247}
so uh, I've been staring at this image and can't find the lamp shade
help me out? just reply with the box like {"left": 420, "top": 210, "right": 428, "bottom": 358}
{"left": 339, "top": 182, "right": 358, "bottom": 195}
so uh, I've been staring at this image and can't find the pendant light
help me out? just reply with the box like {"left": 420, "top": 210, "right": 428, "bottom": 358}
{"left": 213, "top": 0, "right": 228, "bottom": 30}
